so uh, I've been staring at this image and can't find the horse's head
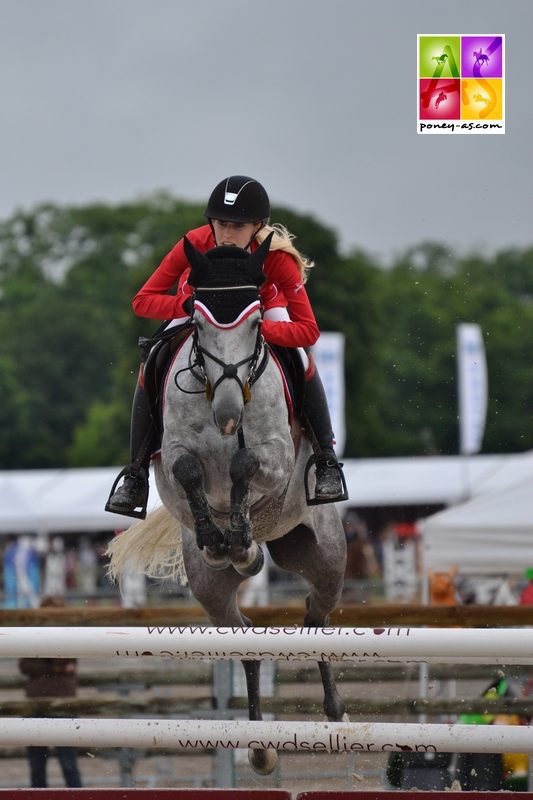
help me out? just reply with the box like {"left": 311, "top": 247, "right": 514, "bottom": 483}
{"left": 184, "top": 232, "right": 273, "bottom": 435}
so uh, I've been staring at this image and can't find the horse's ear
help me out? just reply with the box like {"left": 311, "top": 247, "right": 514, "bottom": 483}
{"left": 248, "top": 231, "right": 274, "bottom": 286}
{"left": 183, "top": 235, "right": 210, "bottom": 287}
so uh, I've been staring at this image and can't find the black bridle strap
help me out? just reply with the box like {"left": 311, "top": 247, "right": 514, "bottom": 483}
{"left": 173, "top": 320, "right": 269, "bottom": 403}
{"left": 197, "top": 346, "right": 256, "bottom": 397}
{"left": 248, "top": 342, "right": 269, "bottom": 385}
{"left": 195, "top": 324, "right": 266, "bottom": 401}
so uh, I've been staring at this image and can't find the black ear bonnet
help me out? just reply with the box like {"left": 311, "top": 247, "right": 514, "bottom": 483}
{"left": 184, "top": 233, "right": 273, "bottom": 324}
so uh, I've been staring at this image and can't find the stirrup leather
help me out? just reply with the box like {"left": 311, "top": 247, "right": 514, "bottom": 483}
{"left": 304, "top": 454, "right": 349, "bottom": 506}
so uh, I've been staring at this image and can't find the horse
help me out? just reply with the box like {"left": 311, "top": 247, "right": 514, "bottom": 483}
{"left": 473, "top": 48, "right": 490, "bottom": 67}
{"left": 107, "top": 234, "right": 348, "bottom": 775}
{"left": 435, "top": 91, "right": 447, "bottom": 110}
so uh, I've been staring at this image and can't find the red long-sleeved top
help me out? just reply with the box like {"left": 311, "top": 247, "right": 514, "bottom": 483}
{"left": 132, "top": 225, "right": 319, "bottom": 349}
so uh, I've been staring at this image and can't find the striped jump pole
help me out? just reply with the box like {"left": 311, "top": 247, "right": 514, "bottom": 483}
{"left": 0, "top": 626, "right": 532, "bottom": 664}
{"left": 0, "top": 718, "right": 531, "bottom": 753}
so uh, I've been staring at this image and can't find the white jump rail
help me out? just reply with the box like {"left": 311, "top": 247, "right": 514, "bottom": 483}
{"left": 2, "top": 626, "right": 533, "bottom": 756}
{"left": 0, "top": 718, "right": 532, "bottom": 753}
{"left": 0, "top": 626, "right": 532, "bottom": 664}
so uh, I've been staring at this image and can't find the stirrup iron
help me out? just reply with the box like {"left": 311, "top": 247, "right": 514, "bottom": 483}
{"left": 303, "top": 454, "right": 349, "bottom": 506}
{"left": 105, "top": 466, "right": 148, "bottom": 520}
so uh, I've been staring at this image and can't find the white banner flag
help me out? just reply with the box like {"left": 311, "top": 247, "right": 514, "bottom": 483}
{"left": 457, "top": 323, "right": 488, "bottom": 455}
{"left": 311, "top": 332, "right": 346, "bottom": 457}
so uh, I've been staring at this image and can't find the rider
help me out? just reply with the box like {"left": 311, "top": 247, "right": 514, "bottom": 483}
{"left": 106, "top": 175, "right": 347, "bottom": 518}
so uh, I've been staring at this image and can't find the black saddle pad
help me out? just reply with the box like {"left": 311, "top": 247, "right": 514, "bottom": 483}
{"left": 268, "top": 344, "right": 306, "bottom": 421}
{"left": 142, "top": 323, "right": 193, "bottom": 435}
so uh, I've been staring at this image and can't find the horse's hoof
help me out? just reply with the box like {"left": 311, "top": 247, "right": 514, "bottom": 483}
{"left": 196, "top": 525, "right": 225, "bottom": 551}
{"left": 248, "top": 746, "right": 277, "bottom": 775}
{"left": 224, "top": 522, "right": 252, "bottom": 551}
{"left": 202, "top": 545, "right": 231, "bottom": 571}
{"left": 231, "top": 543, "right": 264, "bottom": 577}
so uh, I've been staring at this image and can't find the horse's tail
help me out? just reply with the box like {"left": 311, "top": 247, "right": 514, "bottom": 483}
{"left": 106, "top": 505, "right": 187, "bottom": 586}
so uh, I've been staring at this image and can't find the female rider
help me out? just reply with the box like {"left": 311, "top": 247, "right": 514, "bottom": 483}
{"left": 106, "top": 175, "right": 346, "bottom": 518}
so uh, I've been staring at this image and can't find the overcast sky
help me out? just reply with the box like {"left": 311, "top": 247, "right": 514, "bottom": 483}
{"left": 1, "top": 0, "right": 531, "bottom": 262}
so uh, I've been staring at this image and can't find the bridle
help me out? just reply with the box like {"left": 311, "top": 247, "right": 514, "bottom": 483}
{"left": 194, "top": 325, "right": 268, "bottom": 404}
{"left": 174, "top": 288, "right": 270, "bottom": 405}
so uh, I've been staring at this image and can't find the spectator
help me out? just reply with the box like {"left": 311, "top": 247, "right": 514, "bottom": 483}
{"left": 43, "top": 537, "right": 67, "bottom": 598}
{"left": 519, "top": 568, "right": 533, "bottom": 605}
{"left": 4, "top": 535, "right": 41, "bottom": 608}
{"left": 343, "top": 512, "right": 379, "bottom": 602}
{"left": 18, "top": 596, "right": 82, "bottom": 788}
{"left": 452, "top": 676, "right": 518, "bottom": 791}
{"left": 2, "top": 535, "right": 18, "bottom": 608}
{"left": 76, "top": 537, "right": 98, "bottom": 596}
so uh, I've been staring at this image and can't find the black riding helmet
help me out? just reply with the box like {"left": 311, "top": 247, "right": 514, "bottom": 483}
{"left": 204, "top": 175, "right": 270, "bottom": 224}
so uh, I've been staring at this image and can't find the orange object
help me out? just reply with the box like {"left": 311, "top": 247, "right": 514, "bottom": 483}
{"left": 428, "top": 566, "right": 458, "bottom": 605}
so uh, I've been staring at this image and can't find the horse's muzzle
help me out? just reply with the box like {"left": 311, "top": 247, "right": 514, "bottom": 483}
{"left": 214, "top": 405, "right": 243, "bottom": 436}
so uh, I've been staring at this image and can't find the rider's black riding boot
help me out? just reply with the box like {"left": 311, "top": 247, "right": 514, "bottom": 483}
{"left": 303, "top": 366, "right": 348, "bottom": 503}
{"left": 105, "top": 381, "right": 156, "bottom": 519}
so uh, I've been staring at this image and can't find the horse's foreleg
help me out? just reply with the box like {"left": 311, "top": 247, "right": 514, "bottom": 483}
{"left": 228, "top": 448, "right": 259, "bottom": 548}
{"left": 226, "top": 448, "right": 263, "bottom": 577}
{"left": 243, "top": 659, "right": 278, "bottom": 776}
{"left": 172, "top": 453, "right": 229, "bottom": 568}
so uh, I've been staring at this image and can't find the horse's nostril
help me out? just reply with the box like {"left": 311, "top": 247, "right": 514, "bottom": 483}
{"left": 214, "top": 406, "right": 241, "bottom": 435}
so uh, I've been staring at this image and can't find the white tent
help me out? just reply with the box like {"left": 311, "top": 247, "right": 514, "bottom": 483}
{"left": 336, "top": 453, "right": 507, "bottom": 510}
{"left": 0, "top": 457, "right": 494, "bottom": 536}
{"left": 0, "top": 468, "right": 161, "bottom": 534}
{"left": 422, "top": 474, "right": 533, "bottom": 575}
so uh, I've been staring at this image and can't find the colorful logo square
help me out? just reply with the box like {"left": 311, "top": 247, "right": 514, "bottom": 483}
{"left": 461, "top": 36, "right": 503, "bottom": 78}
{"left": 419, "top": 36, "right": 460, "bottom": 78}
{"left": 419, "top": 79, "right": 460, "bottom": 120}
{"left": 417, "top": 34, "right": 505, "bottom": 134}
{"left": 461, "top": 78, "right": 503, "bottom": 120}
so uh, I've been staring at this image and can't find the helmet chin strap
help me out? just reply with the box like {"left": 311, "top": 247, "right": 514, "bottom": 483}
{"left": 245, "top": 224, "right": 264, "bottom": 250}
{"left": 208, "top": 220, "right": 264, "bottom": 250}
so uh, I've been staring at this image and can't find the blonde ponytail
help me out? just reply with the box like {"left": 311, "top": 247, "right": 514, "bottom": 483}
{"left": 255, "top": 223, "right": 314, "bottom": 284}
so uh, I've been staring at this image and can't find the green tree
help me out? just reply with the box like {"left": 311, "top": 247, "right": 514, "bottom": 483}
{"left": 373, "top": 243, "right": 533, "bottom": 455}
{"left": 2, "top": 197, "right": 533, "bottom": 468}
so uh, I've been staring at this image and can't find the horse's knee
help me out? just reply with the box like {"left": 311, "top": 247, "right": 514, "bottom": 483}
{"left": 230, "top": 448, "right": 259, "bottom": 485}
{"left": 173, "top": 453, "right": 203, "bottom": 491}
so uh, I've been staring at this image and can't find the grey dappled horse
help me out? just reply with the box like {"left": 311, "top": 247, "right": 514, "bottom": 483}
{"left": 108, "top": 235, "right": 347, "bottom": 774}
